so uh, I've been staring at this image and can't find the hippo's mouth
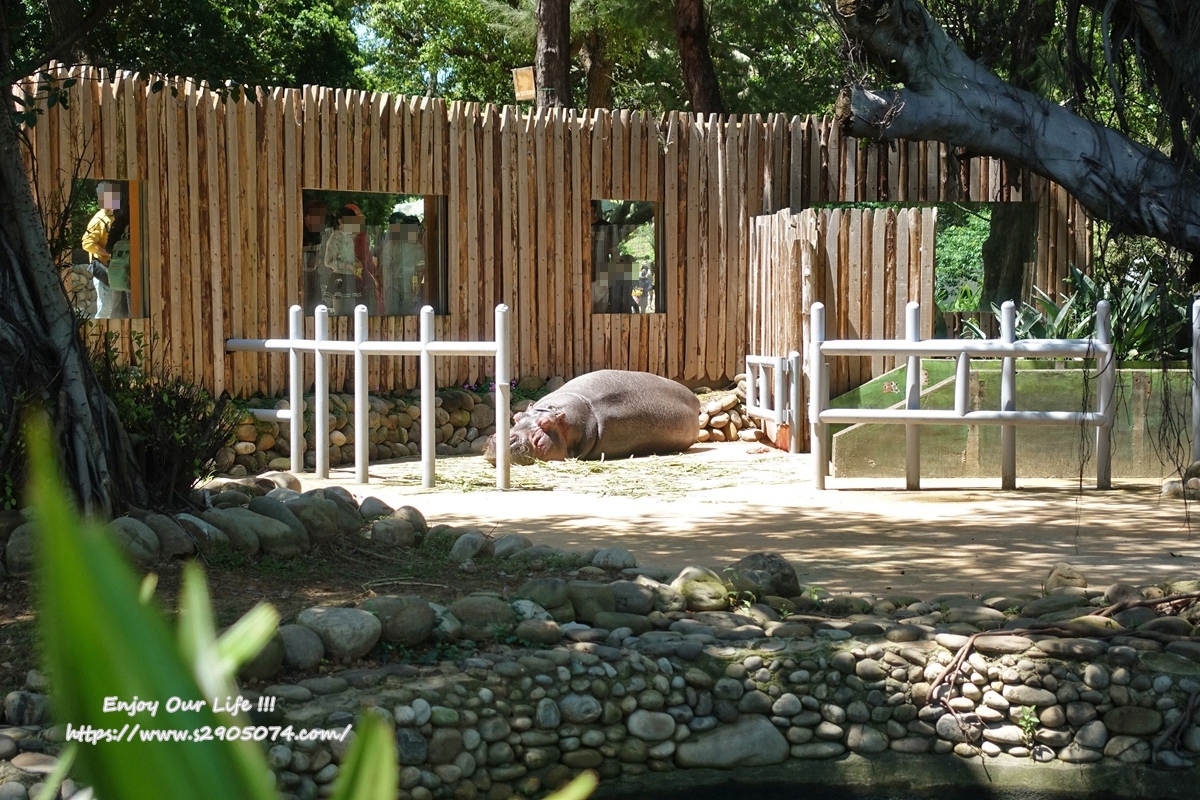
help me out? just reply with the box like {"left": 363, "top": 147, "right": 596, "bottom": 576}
{"left": 483, "top": 433, "right": 538, "bottom": 465}
{"left": 526, "top": 426, "right": 560, "bottom": 461}
{"left": 508, "top": 436, "right": 537, "bottom": 465}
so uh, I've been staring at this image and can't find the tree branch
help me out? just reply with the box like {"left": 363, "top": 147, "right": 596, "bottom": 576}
{"left": 828, "top": 0, "right": 1200, "bottom": 255}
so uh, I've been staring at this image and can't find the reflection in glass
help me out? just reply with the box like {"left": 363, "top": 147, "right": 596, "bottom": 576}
{"left": 301, "top": 191, "right": 446, "bottom": 316}
{"left": 64, "top": 179, "right": 143, "bottom": 320}
{"left": 591, "top": 200, "right": 660, "bottom": 314}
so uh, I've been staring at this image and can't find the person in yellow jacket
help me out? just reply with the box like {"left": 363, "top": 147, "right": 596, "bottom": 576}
{"left": 81, "top": 182, "right": 129, "bottom": 318}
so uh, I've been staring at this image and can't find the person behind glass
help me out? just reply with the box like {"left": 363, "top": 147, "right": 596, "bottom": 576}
{"left": 82, "top": 181, "right": 130, "bottom": 319}
{"left": 323, "top": 204, "right": 363, "bottom": 315}
{"left": 638, "top": 262, "right": 654, "bottom": 313}
{"left": 324, "top": 204, "right": 380, "bottom": 315}
{"left": 301, "top": 199, "right": 327, "bottom": 313}
{"left": 377, "top": 212, "right": 425, "bottom": 315}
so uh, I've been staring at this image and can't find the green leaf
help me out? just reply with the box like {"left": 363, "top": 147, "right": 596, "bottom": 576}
{"left": 26, "top": 414, "right": 278, "bottom": 800}
{"left": 543, "top": 771, "right": 598, "bottom": 800}
{"left": 32, "top": 744, "right": 76, "bottom": 800}
{"left": 329, "top": 714, "right": 398, "bottom": 800}
{"left": 139, "top": 573, "right": 158, "bottom": 605}
{"left": 215, "top": 602, "right": 280, "bottom": 680}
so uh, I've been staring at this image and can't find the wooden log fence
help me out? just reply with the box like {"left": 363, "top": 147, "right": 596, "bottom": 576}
{"left": 22, "top": 64, "right": 1090, "bottom": 398}
{"left": 748, "top": 206, "right": 939, "bottom": 449}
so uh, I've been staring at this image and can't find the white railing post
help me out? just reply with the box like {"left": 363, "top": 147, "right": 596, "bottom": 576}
{"left": 314, "top": 305, "right": 330, "bottom": 479}
{"left": 1095, "top": 300, "right": 1115, "bottom": 489}
{"left": 773, "top": 358, "right": 786, "bottom": 428}
{"left": 954, "top": 352, "right": 970, "bottom": 416}
{"left": 494, "top": 305, "right": 511, "bottom": 489}
{"left": 810, "top": 302, "right": 827, "bottom": 489}
{"left": 353, "top": 305, "right": 369, "bottom": 484}
{"left": 1193, "top": 299, "right": 1200, "bottom": 465}
{"left": 788, "top": 350, "right": 802, "bottom": 455}
{"left": 746, "top": 361, "right": 759, "bottom": 415}
{"left": 799, "top": 305, "right": 1121, "bottom": 490}
{"left": 1000, "top": 300, "right": 1017, "bottom": 489}
{"left": 905, "top": 302, "right": 922, "bottom": 490}
{"left": 288, "top": 305, "right": 304, "bottom": 475}
{"left": 229, "top": 304, "right": 513, "bottom": 487}
{"left": 420, "top": 306, "right": 436, "bottom": 488}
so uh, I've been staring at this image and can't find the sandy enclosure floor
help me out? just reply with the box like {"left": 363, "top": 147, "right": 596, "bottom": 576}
{"left": 300, "top": 442, "right": 1200, "bottom": 599}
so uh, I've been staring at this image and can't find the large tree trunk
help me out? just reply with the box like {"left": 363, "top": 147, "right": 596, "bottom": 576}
{"left": 675, "top": 0, "right": 725, "bottom": 114}
{"left": 0, "top": 105, "right": 144, "bottom": 517}
{"left": 981, "top": 203, "right": 1038, "bottom": 308}
{"left": 535, "top": 0, "right": 572, "bottom": 108}
{"left": 581, "top": 31, "right": 613, "bottom": 109}
{"left": 827, "top": 0, "right": 1200, "bottom": 257}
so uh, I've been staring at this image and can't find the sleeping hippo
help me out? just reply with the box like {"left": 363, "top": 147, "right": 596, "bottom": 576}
{"left": 484, "top": 370, "right": 700, "bottom": 465}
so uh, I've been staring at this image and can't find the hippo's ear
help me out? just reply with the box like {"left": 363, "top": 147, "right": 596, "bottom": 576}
{"left": 535, "top": 409, "right": 567, "bottom": 430}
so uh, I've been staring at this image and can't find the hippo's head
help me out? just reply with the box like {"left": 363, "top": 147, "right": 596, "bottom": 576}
{"left": 482, "top": 407, "right": 571, "bottom": 465}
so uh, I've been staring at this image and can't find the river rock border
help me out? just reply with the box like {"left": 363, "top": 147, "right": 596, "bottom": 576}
{"left": 3, "top": 485, "right": 1200, "bottom": 799}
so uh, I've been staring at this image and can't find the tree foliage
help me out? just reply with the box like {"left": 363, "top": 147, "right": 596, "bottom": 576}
{"left": 6, "top": 0, "right": 364, "bottom": 88}
{"left": 0, "top": 0, "right": 362, "bottom": 515}
{"left": 361, "top": 0, "right": 842, "bottom": 114}
{"left": 361, "top": 0, "right": 532, "bottom": 100}
{"left": 934, "top": 205, "right": 990, "bottom": 312}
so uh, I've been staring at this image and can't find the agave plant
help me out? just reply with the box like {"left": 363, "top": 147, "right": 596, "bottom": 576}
{"left": 961, "top": 262, "right": 1190, "bottom": 361}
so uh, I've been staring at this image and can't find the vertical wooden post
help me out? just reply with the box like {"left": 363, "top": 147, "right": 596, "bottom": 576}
{"left": 954, "top": 352, "right": 970, "bottom": 416}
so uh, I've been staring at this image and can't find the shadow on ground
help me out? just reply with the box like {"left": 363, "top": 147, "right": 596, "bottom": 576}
{"left": 302, "top": 446, "right": 1200, "bottom": 598}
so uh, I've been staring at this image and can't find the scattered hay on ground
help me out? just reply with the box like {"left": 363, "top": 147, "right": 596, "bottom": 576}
{"left": 371, "top": 451, "right": 797, "bottom": 498}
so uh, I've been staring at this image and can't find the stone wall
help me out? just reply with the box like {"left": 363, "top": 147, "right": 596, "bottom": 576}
{"left": 232, "top": 622, "right": 1200, "bottom": 800}
{"left": 5, "top": 481, "right": 1199, "bottom": 800}
{"left": 214, "top": 390, "right": 501, "bottom": 477}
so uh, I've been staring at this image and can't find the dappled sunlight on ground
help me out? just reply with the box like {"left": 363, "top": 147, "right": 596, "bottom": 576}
{"left": 301, "top": 444, "right": 1200, "bottom": 598}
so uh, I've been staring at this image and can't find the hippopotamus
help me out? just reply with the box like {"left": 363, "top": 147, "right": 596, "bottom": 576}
{"left": 484, "top": 370, "right": 700, "bottom": 465}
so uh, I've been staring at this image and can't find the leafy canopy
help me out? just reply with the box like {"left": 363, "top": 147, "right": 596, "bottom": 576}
{"left": 6, "top": 0, "right": 364, "bottom": 88}
{"left": 361, "top": 0, "right": 843, "bottom": 114}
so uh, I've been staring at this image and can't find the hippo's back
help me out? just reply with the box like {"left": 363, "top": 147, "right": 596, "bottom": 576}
{"left": 555, "top": 370, "right": 700, "bottom": 459}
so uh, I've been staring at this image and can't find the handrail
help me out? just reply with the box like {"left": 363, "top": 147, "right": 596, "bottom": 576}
{"left": 809, "top": 300, "right": 1116, "bottom": 490}
{"left": 743, "top": 352, "right": 802, "bottom": 454}
{"left": 227, "top": 304, "right": 511, "bottom": 489}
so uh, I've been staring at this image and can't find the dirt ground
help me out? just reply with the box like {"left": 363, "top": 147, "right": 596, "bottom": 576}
{"left": 3, "top": 441, "right": 1197, "bottom": 695}
{"left": 301, "top": 442, "right": 1200, "bottom": 599}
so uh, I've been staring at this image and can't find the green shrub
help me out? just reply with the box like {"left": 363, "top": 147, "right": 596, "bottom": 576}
{"left": 90, "top": 331, "right": 244, "bottom": 507}
{"left": 962, "top": 262, "right": 1191, "bottom": 361}
{"left": 935, "top": 205, "right": 990, "bottom": 312}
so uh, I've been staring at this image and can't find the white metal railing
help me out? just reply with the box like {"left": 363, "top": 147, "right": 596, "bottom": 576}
{"left": 226, "top": 304, "right": 511, "bottom": 489}
{"left": 743, "top": 352, "right": 802, "bottom": 454}
{"left": 809, "top": 300, "right": 1117, "bottom": 490}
